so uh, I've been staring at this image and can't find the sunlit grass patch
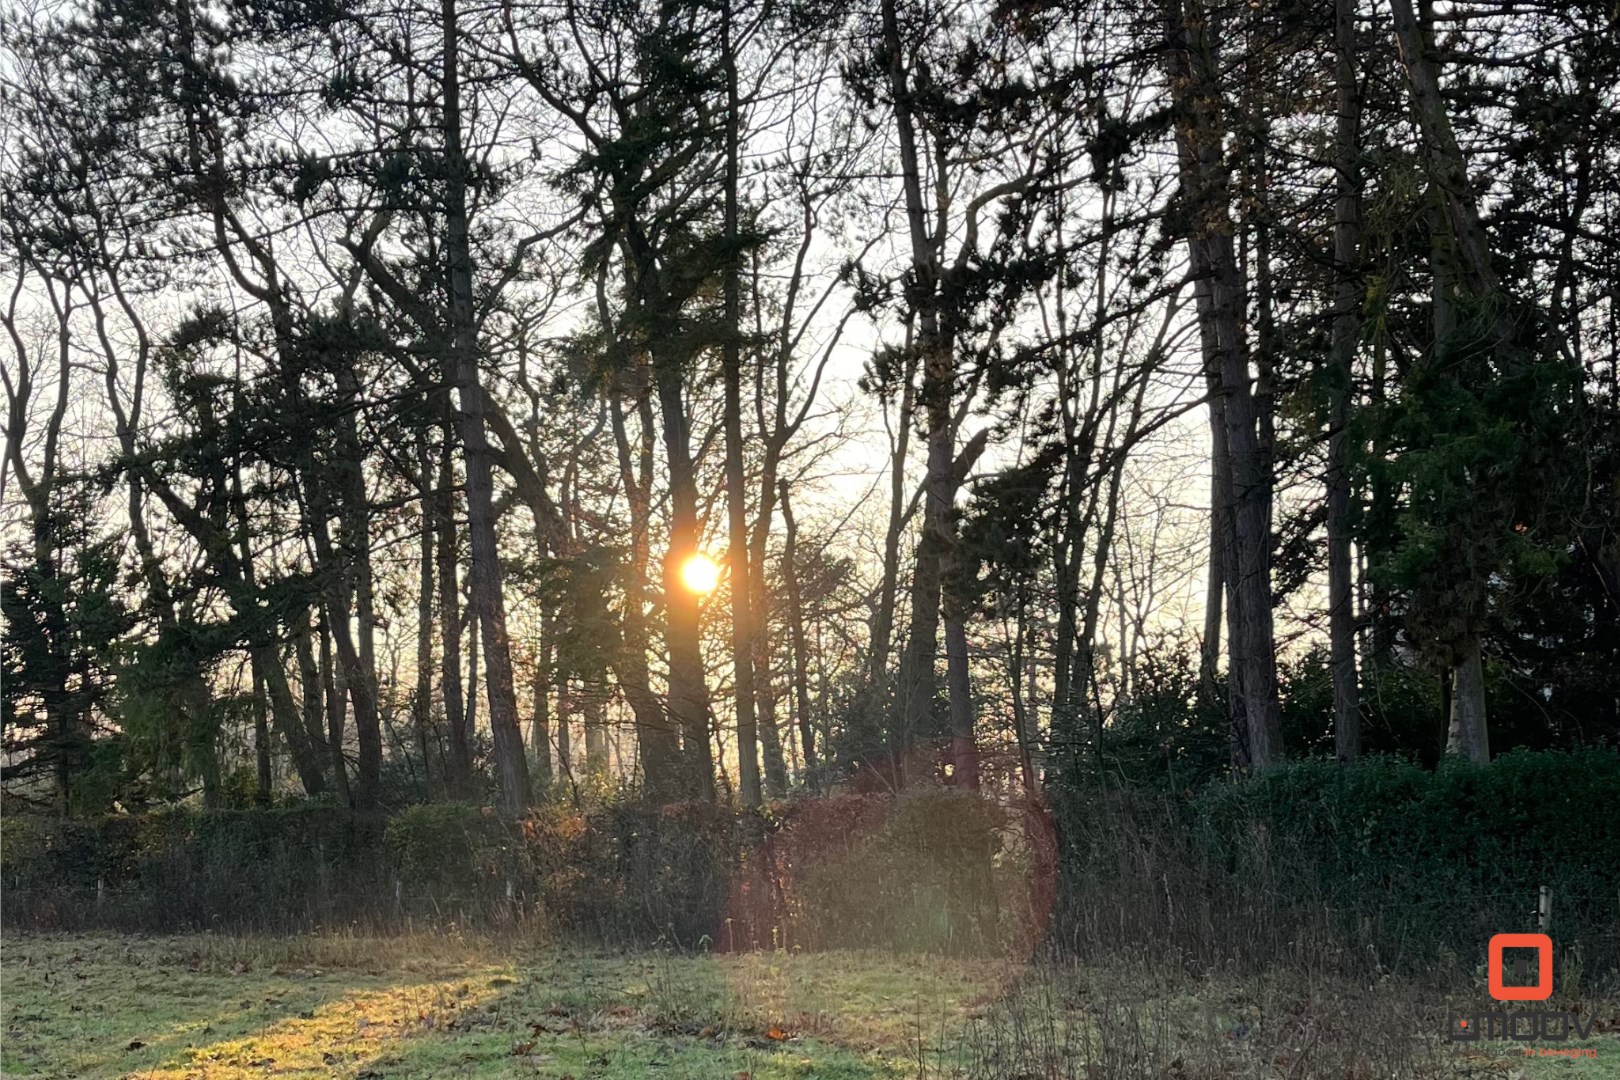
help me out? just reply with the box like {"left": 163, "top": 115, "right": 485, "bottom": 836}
{"left": 0, "top": 933, "right": 506, "bottom": 1079}
{"left": 131, "top": 973, "right": 506, "bottom": 1078}
{"left": 9, "top": 932, "right": 1613, "bottom": 1078}
{"left": 0, "top": 933, "right": 1001, "bottom": 1079}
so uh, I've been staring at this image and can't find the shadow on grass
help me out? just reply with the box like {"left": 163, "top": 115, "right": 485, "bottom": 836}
{"left": 3, "top": 935, "right": 1007, "bottom": 1079}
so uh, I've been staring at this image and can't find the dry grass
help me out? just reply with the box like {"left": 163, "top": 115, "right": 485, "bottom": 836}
{"left": 945, "top": 949, "right": 1620, "bottom": 1080}
{"left": 3, "top": 932, "right": 1616, "bottom": 1078}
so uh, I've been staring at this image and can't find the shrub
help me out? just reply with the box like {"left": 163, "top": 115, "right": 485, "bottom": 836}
{"left": 790, "top": 787, "right": 1025, "bottom": 954}
{"left": 1053, "top": 749, "right": 1620, "bottom": 979}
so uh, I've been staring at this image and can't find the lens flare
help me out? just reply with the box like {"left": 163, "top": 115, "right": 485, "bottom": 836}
{"left": 679, "top": 553, "right": 721, "bottom": 594}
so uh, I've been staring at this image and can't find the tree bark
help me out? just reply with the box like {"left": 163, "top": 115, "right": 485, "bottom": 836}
{"left": 1447, "top": 635, "right": 1490, "bottom": 763}
{"left": 656, "top": 364, "right": 716, "bottom": 801}
{"left": 293, "top": 613, "right": 322, "bottom": 752}
{"left": 555, "top": 675, "right": 572, "bottom": 778}
{"left": 415, "top": 432, "right": 438, "bottom": 795}
{"left": 609, "top": 390, "right": 682, "bottom": 799}
{"left": 1329, "top": 0, "right": 1363, "bottom": 761}
{"left": 779, "top": 481, "right": 818, "bottom": 789}
{"left": 720, "top": 0, "right": 761, "bottom": 809}
{"left": 442, "top": 0, "right": 529, "bottom": 813}
{"left": 317, "top": 619, "right": 352, "bottom": 805}
{"left": 1165, "top": 0, "right": 1284, "bottom": 768}
{"left": 867, "top": 341, "right": 918, "bottom": 723}
{"left": 1392, "top": 0, "right": 1515, "bottom": 764}
{"left": 435, "top": 417, "right": 474, "bottom": 800}
{"left": 250, "top": 654, "right": 272, "bottom": 802}
{"left": 531, "top": 613, "right": 553, "bottom": 792}
{"left": 1199, "top": 407, "right": 1228, "bottom": 700}
{"left": 883, "top": 0, "right": 953, "bottom": 768}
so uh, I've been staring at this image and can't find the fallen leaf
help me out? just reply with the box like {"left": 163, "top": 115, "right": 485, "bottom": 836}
{"left": 766, "top": 1025, "right": 789, "bottom": 1041}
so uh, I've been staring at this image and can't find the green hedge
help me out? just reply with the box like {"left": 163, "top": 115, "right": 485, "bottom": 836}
{"left": 1054, "top": 749, "right": 1620, "bottom": 977}
{"left": 0, "top": 789, "right": 1023, "bottom": 952}
{"left": 1, "top": 803, "right": 386, "bottom": 930}
{"left": 1194, "top": 750, "right": 1620, "bottom": 961}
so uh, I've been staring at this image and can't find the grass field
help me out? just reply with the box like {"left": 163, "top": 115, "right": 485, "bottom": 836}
{"left": 2, "top": 933, "right": 1616, "bottom": 1078}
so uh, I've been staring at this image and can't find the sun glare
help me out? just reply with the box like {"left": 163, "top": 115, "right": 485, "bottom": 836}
{"left": 680, "top": 553, "right": 721, "bottom": 594}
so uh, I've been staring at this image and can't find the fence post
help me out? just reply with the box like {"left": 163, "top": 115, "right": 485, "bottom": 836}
{"left": 1538, "top": 885, "right": 1552, "bottom": 934}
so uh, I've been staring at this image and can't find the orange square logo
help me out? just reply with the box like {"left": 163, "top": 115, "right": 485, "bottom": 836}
{"left": 1489, "top": 933, "right": 1552, "bottom": 1001}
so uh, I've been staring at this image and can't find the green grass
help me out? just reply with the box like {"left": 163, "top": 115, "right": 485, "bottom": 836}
{"left": 2, "top": 933, "right": 1616, "bottom": 1078}
{"left": 0, "top": 934, "right": 1009, "bottom": 1079}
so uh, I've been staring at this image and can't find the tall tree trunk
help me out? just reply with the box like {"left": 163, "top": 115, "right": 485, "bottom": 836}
{"left": 294, "top": 614, "right": 329, "bottom": 772}
{"left": 250, "top": 655, "right": 272, "bottom": 803}
{"left": 1447, "top": 635, "right": 1490, "bottom": 763}
{"left": 435, "top": 418, "right": 473, "bottom": 800}
{"left": 317, "top": 619, "right": 352, "bottom": 805}
{"left": 332, "top": 363, "right": 383, "bottom": 810}
{"left": 779, "top": 481, "right": 817, "bottom": 789}
{"left": 1009, "top": 595, "right": 1039, "bottom": 796}
{"left": 442, "top": 0, "right": 529, "bottom": 814}
{"left": 415, "top": 432, "right": 437, "bottom": 796}
{"left": 883, "top": 0, "right": 955, "bottom": 770}
{"left": 531, "top": 615, "right": 553, "bottom": 793}
{"left": 720, "top": 0, "right": 761, "bottom": 808}
{"left": 1165, "top": 0, "right": 1284, "bottom": 768}
{"left": 583, "top": 689, "right": 607, "bottom": 778}
{"left": 943, "top": 616, "right": 978, "bottom": 789}
{"left": 555, "top": 676, "right": 573, "bottom": 780}
{"left": 656, "top": 365, "right": 716, "bottom": 801}
{"left": 1199, "top": 409, "right": 1228, "bottom": 700}
{"left": 1329, "top": 0, "right": 1364, "bottom": 761}
{"left": 1389, "top": 0, "right": 1502, "bottom": 303}
{"left": 609, "top": 390, "right": 681, "bottom": 799}
{"left": 310, "top": 523, "right": 381, "bottom": 810}
{"left": 466, "top": 614, "right": 480, "bottom": 751}
{"left": 748, "top": 405, "right": 789, "bottom": 795}
{"left": 1392, "top": 0, "right": 1515, "bottom": 763}
{"left": 867, "top": 341, "right": 918, "bottom": 737}
{"left": 1366, "top": 334, "right": 1396, "bottom": 666}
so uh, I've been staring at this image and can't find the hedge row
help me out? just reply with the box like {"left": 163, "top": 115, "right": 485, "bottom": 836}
{"left": 8, "top": 751, "right": 1613, "bottom": 970}
{"left": 1, "top": 788, "right": 1039, "bottom": 955}
{"left": 1053, "top": 749, "right": 1620, "bottom": 978}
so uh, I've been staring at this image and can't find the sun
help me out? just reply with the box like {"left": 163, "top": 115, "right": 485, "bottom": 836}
{"left": 679, "top": 553, "right": 721, "bottom": 594}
